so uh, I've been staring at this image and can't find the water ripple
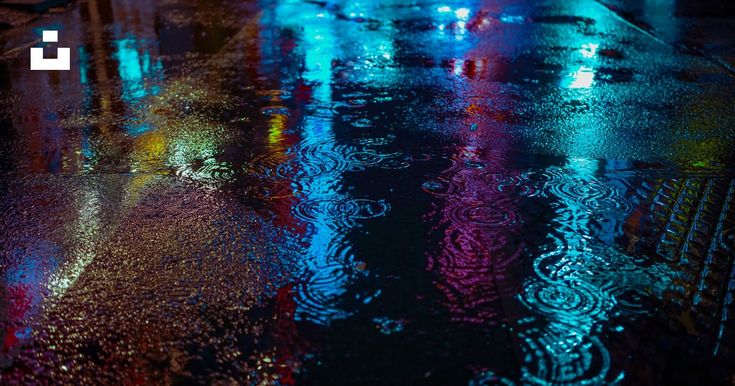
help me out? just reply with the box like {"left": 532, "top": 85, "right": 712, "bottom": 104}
{"left": 487, "top": 172, "right": 542, "bottom": 197}
{"left": 531, "top": 233, "right": 673, "bottom": 315}
{"left": 421, "top": 178, "right": 465, "bottom": 196}
{"left": 519, "top": 280, "right": 614, "bottom": 324}
{"left": 175, "top": 159, "right": 235, "bottom": 187}
{"left": 541, "top": 166, "right": 633, "bottom": 213}
{"left": 345, "top": 149, "right": 386, "bottom": 170}
{"left": 295, "top": 262, "right": 353, "bottom": 324}
{"left": 446, "top": 199, "right": 518, "bottom": 229}
{"left": 470, "top": 371, "right": 517, "bottom": 386}
{"left": 273, "top": 144, "right": 405, "bottom": 182}
{"left": 434, "top": 268, "right": 504, "bottom": 324}
{"left": 292, "top": 198, "right": 390, "bottom": 225}
{"left": 519, "top": 325, "right": 622, "bottom": 385}
{"left": 243, "top": 152, "right": 285, "bottom": 179}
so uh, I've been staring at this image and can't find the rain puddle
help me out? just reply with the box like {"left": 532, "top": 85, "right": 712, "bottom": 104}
{"left": 1, "top": 0, "right": 734, "bottom": 384}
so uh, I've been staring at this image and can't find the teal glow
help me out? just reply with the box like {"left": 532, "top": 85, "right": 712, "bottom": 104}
{"left": 113, "top": 36, "right": 164, "bottom": 135}
{"left": 274, "top": 0, "right": 351, "bottom": 325}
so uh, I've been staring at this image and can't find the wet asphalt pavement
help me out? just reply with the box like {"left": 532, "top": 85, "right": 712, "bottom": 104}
{"left": 1, "top": 0, "right": 734, "bottom": 385}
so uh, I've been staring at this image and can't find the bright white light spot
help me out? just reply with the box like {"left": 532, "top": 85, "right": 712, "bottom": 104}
{"left": 566, "top": 66, "right": 595, "bottom": 89}
{"left": 437, "top": 6, "right": 451, "bottom": 13}
{"left": 580, "top": 43, "right": 599, "bottom": 58}
{"left": 453, "top": 59, "right": 464, "bottom": 76}
{"left": 455, "top": 8, "right": 470, "bottom": 20}
{"left": 455, "top": 21, "right": 466, "bottom": 40}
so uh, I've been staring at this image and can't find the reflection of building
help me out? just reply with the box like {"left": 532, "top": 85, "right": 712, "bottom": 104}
{"left": 422, "top": 2, "right": 526, "bottom": 324}
{"left": 518, "top": 159, "right": 625, "bottom": 384}
{"left": 267, "top": 0, "right": 357, "bottom": 327}
{"left": 264, "top": 0, "right": 402, "bottom": 327}
{"left": 427, "top": 144, "right": 524, "bottom": 324}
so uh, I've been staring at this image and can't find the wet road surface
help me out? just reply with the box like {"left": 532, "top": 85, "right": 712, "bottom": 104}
{"left": 1, "top": 0, "right": 734, "bottom": 384}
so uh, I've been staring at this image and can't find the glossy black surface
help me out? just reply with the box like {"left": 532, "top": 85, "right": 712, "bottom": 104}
{"left": 1, "top": 0, "right": 734, "bottom": 384}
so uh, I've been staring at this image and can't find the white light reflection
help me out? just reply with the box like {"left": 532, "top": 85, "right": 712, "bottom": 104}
{"left": 454, "top": 8, "right": 470, "bottom": 20}
{"left": 580, "top": 43, "right": 599, "bottom": 58}
{"left": 564, "top": 65, "right": 595, "bottom": 89}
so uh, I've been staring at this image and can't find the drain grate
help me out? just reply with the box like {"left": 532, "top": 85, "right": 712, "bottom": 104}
{"left": 642, "top": 177, "right": 735, "bottom": 357}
